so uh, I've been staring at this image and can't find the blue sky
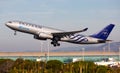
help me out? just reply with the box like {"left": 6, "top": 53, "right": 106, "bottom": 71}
{"left": 0, "top": 0, "right": 120, "bottom": 52}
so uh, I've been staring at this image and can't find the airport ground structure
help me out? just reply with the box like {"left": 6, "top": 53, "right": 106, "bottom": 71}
{"left": 0, "top": 51, "right": 120, "bottom": 73}
{"left": 0, "top": 58, "right": 120, "bottom": 73}
{"left": 0, "top": 51, "right": 119, "bottom": 56}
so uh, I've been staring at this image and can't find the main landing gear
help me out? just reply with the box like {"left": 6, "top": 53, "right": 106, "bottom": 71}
{"left": 51, "top": 37, "right": 60, "bottom": 47}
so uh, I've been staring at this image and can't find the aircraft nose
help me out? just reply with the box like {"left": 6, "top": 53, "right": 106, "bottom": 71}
{"left": 5, "top": 23, "right": 8, "bottom": 26}
{"left": 5, "top": 21, "right": 12, "bottom": 27}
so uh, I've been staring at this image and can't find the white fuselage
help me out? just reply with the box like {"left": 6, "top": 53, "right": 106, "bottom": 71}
{"left": 5, "top": 21, "right": 102, "bottom": 45}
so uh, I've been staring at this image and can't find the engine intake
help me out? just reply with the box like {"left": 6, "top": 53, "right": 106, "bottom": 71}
{"left": 34, "top": 35, "right": 47, "bottom": 40}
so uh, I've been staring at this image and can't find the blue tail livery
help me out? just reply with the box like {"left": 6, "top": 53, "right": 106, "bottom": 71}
{"left": 90, "top": 24, "right": 115, "bottom": 40}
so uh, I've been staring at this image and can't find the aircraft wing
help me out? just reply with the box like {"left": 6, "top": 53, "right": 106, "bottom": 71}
{"left": 51, "top": 28, "right": 88, "bottom": 38}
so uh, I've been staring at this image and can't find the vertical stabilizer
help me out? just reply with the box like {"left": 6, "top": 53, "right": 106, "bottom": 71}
{"left": 90, "top": 24, "right": 115, "bottom": 40}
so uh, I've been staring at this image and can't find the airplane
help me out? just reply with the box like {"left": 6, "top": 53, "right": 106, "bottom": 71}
{"left": 5, "top": 21, "right": 115, "bottom": 47}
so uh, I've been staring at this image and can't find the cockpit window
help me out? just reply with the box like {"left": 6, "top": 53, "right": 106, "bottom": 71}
{"left": 8, "top": 21, "right": 12, "bottom": 23}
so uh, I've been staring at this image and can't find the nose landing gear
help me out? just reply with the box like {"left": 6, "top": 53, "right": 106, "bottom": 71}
{"left": 14, "top": 31, "right": 17, "bottom": 35}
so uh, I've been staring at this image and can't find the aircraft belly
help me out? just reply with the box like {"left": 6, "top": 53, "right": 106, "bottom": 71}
{"left": 61, "top": 37, "right": 99, "bottom": 44}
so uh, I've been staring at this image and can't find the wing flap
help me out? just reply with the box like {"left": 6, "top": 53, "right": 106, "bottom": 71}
{"left": 52, "top": 28, "right": 88, "bottom": 38}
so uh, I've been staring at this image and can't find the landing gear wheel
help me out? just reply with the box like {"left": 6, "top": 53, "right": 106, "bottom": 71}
{"left": 53, "top": 44, "right": 57, "bottom": 47}
{"left": 52, "top": 43, "right": 60, "bottom": 47}
{"left": 51, "top": 42, "right": 54, "bottom": 44}
{"left": 57, "top": 43, "right": 60, "bottom": 46}
{"left": 51, "top": 41, "right": 60, "bottom": 47}
{"left": 51, "top": 36, "right": 61, "bottom": 47}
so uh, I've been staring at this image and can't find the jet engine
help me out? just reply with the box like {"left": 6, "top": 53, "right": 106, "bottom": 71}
{"left": 34, "top": 35, "right": 47, "bottom": 40}
{"left": 39, "top": 33, "right": 53, "bottom": 39}
{"left": 34, "top": 33, "right": 52, "bottom": 40}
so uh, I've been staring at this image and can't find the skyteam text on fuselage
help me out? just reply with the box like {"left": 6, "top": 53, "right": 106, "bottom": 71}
{"left": 5, "top": 21, "right": 115, "bottom": 47}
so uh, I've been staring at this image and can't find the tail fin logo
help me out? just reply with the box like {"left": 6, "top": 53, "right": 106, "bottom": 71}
{"left": 102, "top": 29, "right": 109, "bottom": 37}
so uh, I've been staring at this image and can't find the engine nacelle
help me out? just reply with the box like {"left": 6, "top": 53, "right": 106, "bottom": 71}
{"left": 34, "top": 35, "right": 47, "bottom": 40}
{"left": 39, "top": 33, "right": 53, "bottom": 39}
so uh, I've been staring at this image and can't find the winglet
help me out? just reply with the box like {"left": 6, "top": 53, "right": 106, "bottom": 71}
{"left": 83, "top": 28, "right": 88, "bottom": 31}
